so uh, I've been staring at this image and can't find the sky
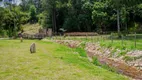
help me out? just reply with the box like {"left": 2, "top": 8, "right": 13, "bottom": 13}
{"left": 0, "top": 0, "right": 21, "bottom": 7}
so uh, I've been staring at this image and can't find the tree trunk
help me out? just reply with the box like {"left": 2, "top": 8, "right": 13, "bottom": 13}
{"left": 117, "top": 9, "right": 120, "bottom": 34}
{"left": 125, "top": 23, "right": 128, "bottom": 33}
{"left": 52, "top": 12, "right": 54, "bottom": 33}
{"left": 54, "top": 8, "right": 57, "bottom": 34}
{"left": 52, "top": 8, "right": 56, "bottom": 35}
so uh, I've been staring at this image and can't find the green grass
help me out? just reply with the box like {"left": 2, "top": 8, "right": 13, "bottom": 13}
{"left": 99, "top": 39, "right": 142, "bottom": 50}
{"left": 0, "top": 40, "right": 129, "bottom": 80}
{"left": 53, "top": 34, "right": 142, "bottom": 50}
{"left": 74, "top": 48, "right": 87, "bottom": 57}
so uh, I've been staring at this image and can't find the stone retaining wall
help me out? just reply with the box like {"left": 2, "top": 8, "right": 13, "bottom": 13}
{"left": 54, "top": 40, "right": 142, "bottom": 79}
{"left": 86, "top": 51, "right": 142, "bottom": 79}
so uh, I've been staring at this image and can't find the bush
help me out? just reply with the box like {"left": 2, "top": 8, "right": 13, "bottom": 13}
{"left": 0, "top": 30, "right": 8, "bottom": 38}
{"left": 123, "top": 56, "right": 134, "bottom": 61}
{"left": 75, "top": 48, "right": 87, "bottom": 57}
{"left": 124, "top": 55, "right": 142, "bottom": 61}
{"left": 92, "top": 56, "right": 101, "bottom": 66}
{"left": 118, "top": 50, "right": 127, "bottom": 57}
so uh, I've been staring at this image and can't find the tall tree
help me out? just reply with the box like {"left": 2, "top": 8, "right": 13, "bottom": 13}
{"left": 29, "top": 5, "right": 37, "bottom": 23}
{"left": 42, "top": 0, "right": 57, "bottom": 33}
{"left": 92, "top": 1, "right": 107, "bottom": 33}
{"left": 111, "top": 0, "right": 142, "bottom": 34}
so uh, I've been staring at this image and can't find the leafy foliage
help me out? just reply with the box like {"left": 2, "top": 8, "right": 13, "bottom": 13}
{"left": 0, "top": 0, "right": 142, "bottom": 37}
{"left": 29, "top": 5, "right": 37, "bottom": 23}
{"left": 0, "top": 6, "right": 29, "bottom": 37}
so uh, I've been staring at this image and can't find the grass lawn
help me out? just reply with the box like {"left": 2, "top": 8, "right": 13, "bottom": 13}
{"left": 0, "top": 40, "right": 129, "bottom": 80}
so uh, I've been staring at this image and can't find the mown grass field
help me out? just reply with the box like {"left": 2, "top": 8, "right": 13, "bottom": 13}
{"left": 0, "top": 40, "right": 129, "bottom": 80}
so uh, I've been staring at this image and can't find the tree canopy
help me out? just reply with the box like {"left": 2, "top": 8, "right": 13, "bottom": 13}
{"left": 0, "top": 0, "right": 142, "bottom": 37}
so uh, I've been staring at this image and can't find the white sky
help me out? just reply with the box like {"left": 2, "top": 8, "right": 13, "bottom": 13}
{"left": 0, "top": 0, "right": 21, "bottom": 6}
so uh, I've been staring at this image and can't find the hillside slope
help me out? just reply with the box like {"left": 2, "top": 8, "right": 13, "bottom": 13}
{"left": 22, "top": 23, "right": 42, "bottom": 35}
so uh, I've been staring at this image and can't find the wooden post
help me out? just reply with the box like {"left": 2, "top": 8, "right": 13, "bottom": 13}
{"left": 20, "top": 37, "right": 23, "bottom": 42}
{"left": 55, "top": 34, "right": 57, "bottom": 40}
{"left": 86, "top": 34, "right": 87, "bottom": 41}
{"left": 101, "top": 35, "right": 103, "bottom": 42}
{"left": 111, "top": 33, "right": 113, "bottom": 44}
{"left": 60, "top": 34, "right": 62, "bottom": 40}
{"left": 67, "top": 34, "right": 69, "bottom": 40}
{"left": 134, "top": 32, "right": 137, "bottom": 48}
{"left": 95, "top": 36, "right": 97, "bottom": 43}
{"left": 121, "top": 35, "right": 124, "bottom": 49}
{"left": 91, "top": 35, "right": 93, "bottom": 43}
{"left": 92, "top": 36, "right": 94, "bottom": 43}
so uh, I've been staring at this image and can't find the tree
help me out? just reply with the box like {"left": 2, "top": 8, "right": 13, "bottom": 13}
{"left": 0, "top": 4, "right": 29, "bottom": 37}
{"left": 80, "top": 0, "right": 93, "bottom": 32}
{"left": 111, "top": 0, "right": 142, "bottom": 34}
{"left": 92, "top": 1, "right": 107, "bottom": 33}
{"left": 29, "top": 5, "right": 37, "bottom": 23}
{"left": 16, "top": 0, "right": 142, "bottom": 34}
{"left": 0, "top": 7, "right": 5, "bottom": 37}
{"left": 42, "top": 12, "right": 52, "bottom": 29}
{"left": 42, "top": 0, "right": 57, "bottom": 33}
{"left": 20, "top": 0, "right": 28, "bottom": 11}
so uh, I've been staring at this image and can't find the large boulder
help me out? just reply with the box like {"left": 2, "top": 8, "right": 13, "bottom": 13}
{"left": 30, "top": 43, "right": 36, "bottom": 53}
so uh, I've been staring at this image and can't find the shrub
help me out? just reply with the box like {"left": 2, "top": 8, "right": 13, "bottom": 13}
{"left": 75, "top": 48, "right": 87, "bottom": 57}
{"left": 107, "top": 43, "right": 112, "bottom": 48}
{"left": 92, "top": 56, "right": 101, "bottom": 66}
{"left": 123, "top": 56, "right": 134, "bottom": 61}
{"left": 124, "top": 55, "right": 142, "bottom": 61}
{"left": 118, "top": 50, "right": 128, "bottom": 57}
{"left": 0, "top": 30, "right": 8, "bottom": 38}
